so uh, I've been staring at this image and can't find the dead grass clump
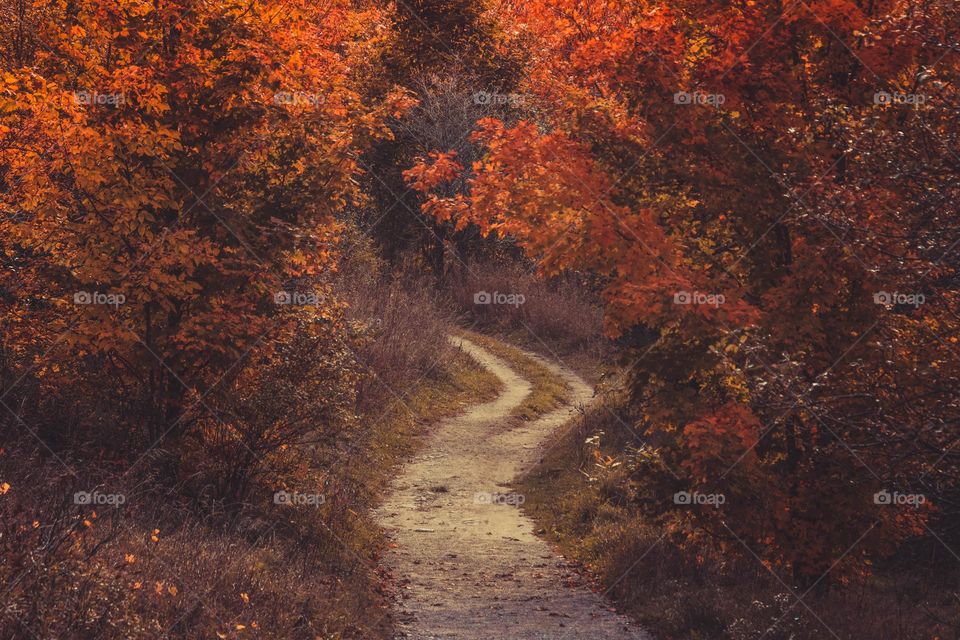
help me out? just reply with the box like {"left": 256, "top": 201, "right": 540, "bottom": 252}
{"left": 446, "top": 261, "right": 605, "bottom": 356}
{"left": 335, "top": 236, "right": 459, "bottom": 412}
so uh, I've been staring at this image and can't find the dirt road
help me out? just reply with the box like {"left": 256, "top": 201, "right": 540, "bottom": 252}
{"left": 376, "top": 336, "right": 652, "bottom": 639}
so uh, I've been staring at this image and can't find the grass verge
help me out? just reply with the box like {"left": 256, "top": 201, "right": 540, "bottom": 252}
{"left": 516, "top": 393, "right": 960, "bottom": 640}
{"left": 453, "top": 328, "right": 571, "bottom": 420}
{"left": 354, "top": 343, "right": 503, "bottom": 503}
{"left": 0, "top": 341, "right": 501, "bottom": 640}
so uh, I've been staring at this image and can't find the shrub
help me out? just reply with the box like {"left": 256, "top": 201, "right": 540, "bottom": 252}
{"left": 445, "top": 260, "right": 605, "bottom": 355}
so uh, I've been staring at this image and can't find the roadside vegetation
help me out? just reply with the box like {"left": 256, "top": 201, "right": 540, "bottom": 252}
{"left": 3, "top": 0, "right": 958, "bottom": 638}
{"left": 1, "top": 238, "right": 501, "bottom": 639}
{"left": 519, "top": 392, "right": 960, "bottom": 640}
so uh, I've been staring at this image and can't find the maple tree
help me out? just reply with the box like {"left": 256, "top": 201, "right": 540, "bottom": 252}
{"left": 407, "top": 0, "right": 960, "bottom": 584}
{"left": 0, "top": 0, "right": 411, "bottom": 460}
{"left": 0, "top": 5, "right": 418, "bottom": 632}
{"left": 359, "top": 0, "right": 524, "bottom": 279}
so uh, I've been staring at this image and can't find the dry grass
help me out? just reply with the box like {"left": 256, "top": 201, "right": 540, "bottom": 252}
{"left": 518, "top": 395, "right": 960, "bottom": 640}
{"left": 1, "top": 236, "right": 504, "bottom": 640}
{"left": 454, "top": 328, "right": 571, "bottom": 421}
{"left": 445, "top": 261, "right": 607, "bottom": 360}
{"left": 1, "top": 443, "right": 385, "bottom": 639}
{"left": 1, "top": 345, "right": 500, "bottom": 640}
{"left": 337, "top": 239, "right": 459, "bottom": 413}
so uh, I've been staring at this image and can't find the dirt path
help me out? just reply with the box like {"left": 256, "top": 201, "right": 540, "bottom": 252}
{"left": 376, "top": 336, "right": 652, "bottom": 640}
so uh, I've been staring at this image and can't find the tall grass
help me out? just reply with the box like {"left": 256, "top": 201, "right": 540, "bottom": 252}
{"left": 0, "top": 234, "right": 497, "bottom": 640}
{"left": 336, "top": 240, "right": 458, "bottom": 412}
{"left": 445, "top": 261, "right": 606, "bottom": 356}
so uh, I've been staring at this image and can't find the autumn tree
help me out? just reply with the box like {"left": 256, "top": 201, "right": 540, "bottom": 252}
{"left": 360, "top": 0, "right": 524, "bottom": 278}
{"left": 409, "top": 0, "right": 960, "bottom": 585}
{"left": 0, "top": 0, "right": 410, "bottom": 489}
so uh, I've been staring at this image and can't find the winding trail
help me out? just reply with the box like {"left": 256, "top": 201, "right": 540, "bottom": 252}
{"left": 376, "top": 336, "right": 652, "bottom": 640}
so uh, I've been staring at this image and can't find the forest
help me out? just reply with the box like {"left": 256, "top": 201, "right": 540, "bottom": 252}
{"left": 1, "top": 0, "right": 958, "bottom": 638}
